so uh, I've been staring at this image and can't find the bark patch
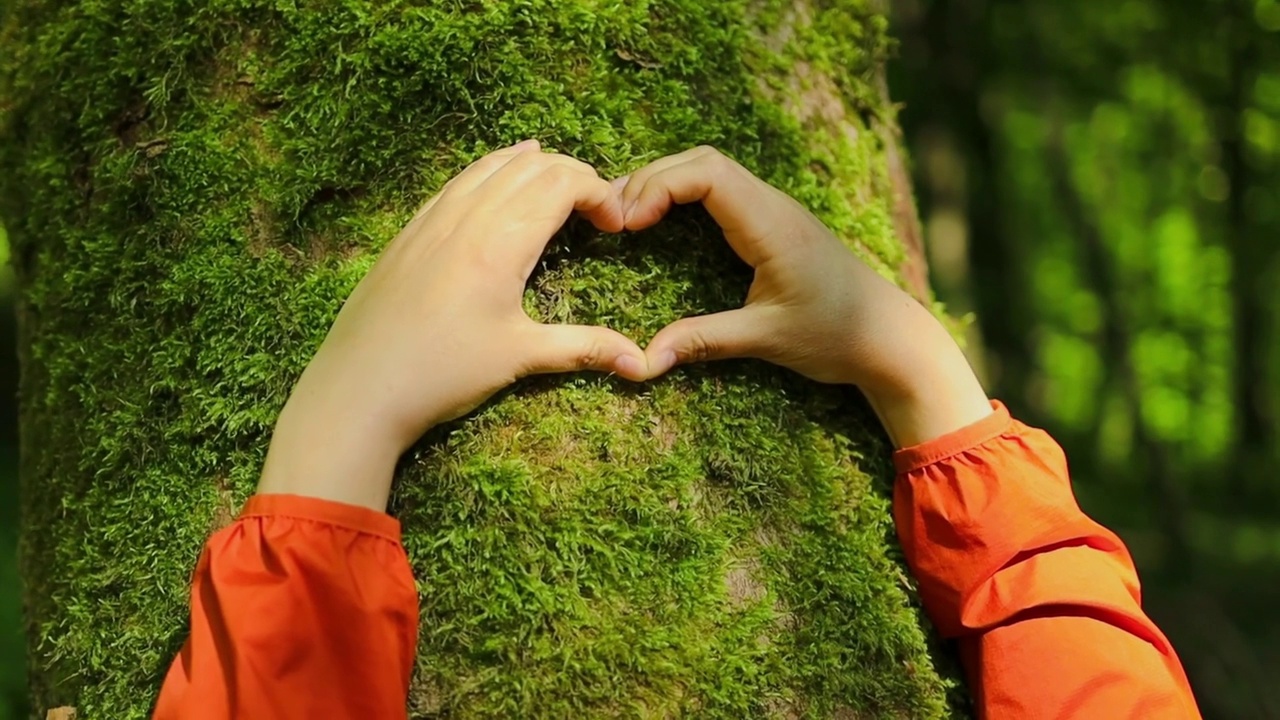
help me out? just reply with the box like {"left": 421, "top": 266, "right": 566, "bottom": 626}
{"left": 724, "top": 556, "right": 767, "bottom": 607}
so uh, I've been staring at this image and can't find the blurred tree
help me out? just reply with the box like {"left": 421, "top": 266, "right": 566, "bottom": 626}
{"left": 1, "top": 1, "right": 964, "bottom": 718}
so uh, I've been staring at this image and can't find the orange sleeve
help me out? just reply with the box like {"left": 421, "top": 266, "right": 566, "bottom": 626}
{"left": 152, "top": 494, "right": 419, "bottom": 720}
{"left": 893, "top": 401, "right": 1201, "bottom": 719}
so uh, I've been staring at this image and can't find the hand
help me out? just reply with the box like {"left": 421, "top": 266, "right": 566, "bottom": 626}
{"left": 259, "top": 140, "right": 649, "bottom": 510}
{"left": 616, "top": 146, "right": 992, "bottom": 448}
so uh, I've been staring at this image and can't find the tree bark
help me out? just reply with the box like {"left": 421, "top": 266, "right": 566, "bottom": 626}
{"left": 1, "top": 1, "right": 965, "bottom": 717}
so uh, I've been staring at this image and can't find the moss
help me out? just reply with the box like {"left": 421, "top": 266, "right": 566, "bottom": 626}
{"left": 1, "top": 0, "right": 966, "bottom": 717}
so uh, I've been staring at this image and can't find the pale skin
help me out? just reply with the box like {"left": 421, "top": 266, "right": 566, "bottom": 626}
{"left": 258, "top": 142, "right": 993, "bottom": 511}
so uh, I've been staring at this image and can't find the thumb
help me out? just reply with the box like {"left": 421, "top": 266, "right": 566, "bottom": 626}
{"left": 521, "top": 323, "right": 649, "bottom": 381}
{"left": 643, "top": 307, "right": 771, "bottom": 378}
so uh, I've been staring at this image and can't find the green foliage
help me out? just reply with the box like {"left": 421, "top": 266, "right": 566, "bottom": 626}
{"left": 1, "top": 1, "right": 961, "bottom": 718}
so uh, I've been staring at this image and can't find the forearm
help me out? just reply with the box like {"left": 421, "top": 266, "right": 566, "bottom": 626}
{"left": 256, "top": 384, "right": 405, "bottom": 511}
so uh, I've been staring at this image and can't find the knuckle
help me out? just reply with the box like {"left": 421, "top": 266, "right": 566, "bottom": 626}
{"left": 696, "top": 145, "right": 729, "bottom": 165}
{"left": 464, "top": 156, "right": 497, "bottom": 176}
{"left": 702, "top": 148, "right": 736, "bottom": 178}
{"left": 545, "top": 163, "right": 575, "bottom": 183}
{"left": 511, "top": 148, "right": 545, "bottom": 169}
{"left": 558, "top": 155, "right": 598, "bottom": 178}
{"left": 682, "top": 328, "right": 715, "bottom": 363}
{"left": 577, "top": 341, "right": 605, "bottom": 369}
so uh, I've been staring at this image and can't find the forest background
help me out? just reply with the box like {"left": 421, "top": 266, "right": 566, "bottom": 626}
{"left": 2, "top": 0, "right": 1278, "bottom": 718}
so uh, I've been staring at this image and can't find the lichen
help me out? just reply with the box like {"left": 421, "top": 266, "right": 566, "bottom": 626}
{"left": 0, "top": 0, "right": 966, "bottom": 717}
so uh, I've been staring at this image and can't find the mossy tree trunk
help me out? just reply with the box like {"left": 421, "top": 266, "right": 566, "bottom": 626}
{"left": 1, "top": 1, "right": 963, "bottom": 717}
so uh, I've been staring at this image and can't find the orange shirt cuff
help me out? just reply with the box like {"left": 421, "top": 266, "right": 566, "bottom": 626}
{"left": 239, "top": 493, "right": 403, "bottom": 544}
{"left": 892, "top": 400, "right": 1012, "bottom": 474}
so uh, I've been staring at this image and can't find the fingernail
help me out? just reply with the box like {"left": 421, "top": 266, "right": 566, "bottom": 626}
{"left": 511, "top": 138, "right": 540, "bottom": 151}
{"left": 661, "top": 350, "right": 677, "bottom": 373}
{"left": 609, "top": 175, "right": 630, "bottom": 193}
{"left": 623, "top": 198, "right": 638, "bottom": 225}
{"left": 615, "top": 355, "right": 643, "bottom": 379}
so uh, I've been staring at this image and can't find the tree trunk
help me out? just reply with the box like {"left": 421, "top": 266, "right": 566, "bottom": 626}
{"left": 1, "top": 1, "right": 965, "bottom": 717}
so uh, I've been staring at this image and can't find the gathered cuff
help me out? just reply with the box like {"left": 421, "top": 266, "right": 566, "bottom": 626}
{"left": 893, "top": 400, "right": 1013, "bottom": 474}
{"left": 239, "top": 493, "right": 402, "bottom": 544}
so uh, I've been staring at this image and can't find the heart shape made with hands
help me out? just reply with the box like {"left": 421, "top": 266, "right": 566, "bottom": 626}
{"left": 314, "top": 139, "right": 914, "bottom": 459}
{"left": 531, "top": 144, "right": 803, "bottom": 385}
{"left": 561, "top": 143, "right": 876, "bottom": 389}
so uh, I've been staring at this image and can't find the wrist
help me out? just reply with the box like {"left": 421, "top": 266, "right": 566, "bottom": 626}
{"left": 857, "top": 310, "right": 992, "bottom": 449}
{"left": 256, "top": 390, "right": 407, "bottom": 512}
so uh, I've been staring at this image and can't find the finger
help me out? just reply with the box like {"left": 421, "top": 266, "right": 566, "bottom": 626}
{"left": 474, "top": 154, "right": 625, "bottom": 256}
{"left": 622, "top": 146, "right": 784, "bottom": 267}
{"left": 475, "top": 149, "right": 598, "bottom": 192}
{"left": 519, "top": 323, "right": 649, "bottom": 381}
{"left": 563, "top": 167, "right": 626, "bottom": 234}
{"left": 642, "top": 306, "right": 773, "bottom": 378}
{"left": 439, "top": 139, "right": 543, "bottom": 199}
{"left": 617, "top": 150, "right": 704, "bottom": 215}
{"left": 476, "top": 151, "right": 625, "bottom": 233}
{"left": 411, "top": 139, "right": 542, "bottom": 222}
{"left": 394, "top": 141, "right": 543, "bottom": 253}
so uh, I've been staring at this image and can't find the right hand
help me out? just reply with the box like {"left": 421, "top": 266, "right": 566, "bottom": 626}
{"left": 615, "top": 146, "right": 992, "bottom": 447}
{"left": 260, "top": 141, "right": 648, "bottom": 510}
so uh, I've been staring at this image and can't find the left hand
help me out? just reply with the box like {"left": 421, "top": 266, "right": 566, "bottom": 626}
{"left": 258, "top": 140, "right": 649, "bottom": 510}
{"left": 613, "top": 146, "right": 991, "bottom": 448}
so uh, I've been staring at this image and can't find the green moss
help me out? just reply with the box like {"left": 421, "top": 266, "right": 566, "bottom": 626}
{"left": 1, "top": 0, "right": 965, "bottom": 717}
